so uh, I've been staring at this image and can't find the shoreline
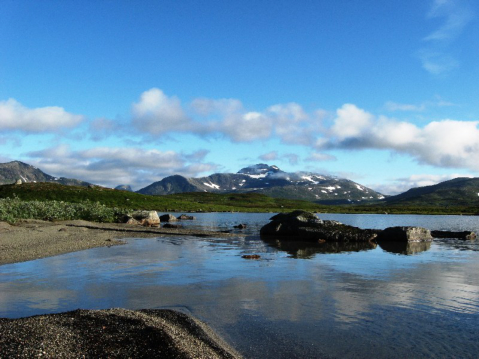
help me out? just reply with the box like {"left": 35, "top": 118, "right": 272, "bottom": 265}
{"left": 0, "top": 220, "right": 244, "bottom": 358}
{"left": 0, "top": 219, "right": 240, "bottom": 266}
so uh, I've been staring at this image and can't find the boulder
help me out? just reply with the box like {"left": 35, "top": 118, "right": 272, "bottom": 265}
{"left": 177, "top": 214, "right": 196, "bottom": 220}
{"left": 376, "top": 226, "right": 433, "bottom": 242}
{"left": 431, "top": 230, "right": 476, "bottom": 240}
{"left": 160, "top": 214, "right": 178, "bottom": 222}
{"left": 260, "top": 210, "right": 377, "bottom": 243}
{"left": 130, "top": 211, "right": 160, "bottom": 226}
{"left": 234, "top": 224, "right": 247, "bottom": 229}
{"left": 15, "top": 179, "right": 22, "bottom": 185}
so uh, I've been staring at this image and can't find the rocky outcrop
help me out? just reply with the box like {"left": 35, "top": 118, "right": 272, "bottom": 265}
{"left": 376, "top": 226, "right": 433, "bottom": 243}
{"left": 260, "top": 210, "right": 377, "bottom": 243}
{"left": 160, "top": 214, "right": 178, "bottom": 222}
{"left": 431, "top": 230, "right": 476, "bottom": 240}
{"left": 260, "top": 211, "right": 437, "bottom": 244}
{"left": 122, "top": 211, "right": 160, "bottom": 227}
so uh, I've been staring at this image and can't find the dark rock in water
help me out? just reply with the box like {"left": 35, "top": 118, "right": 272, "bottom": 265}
{"left": 242, "top": 254, "right": 261, "bottom": 259}
{"left": 378, "top": 241, "right": 431, "bottom": 255}
{"left": 376, "top": 226, "right": 433, "bottom": 242}
{"left": 431, "top": 230, "right": 476, "bottom": 240}
{"left": 260, "top": 210, "right": 377, "bottom": 243}
{"left": 177, "top": 214, "right": 196, "bottom": 220}
{"left": 234, "top": 224, "right": 247, "bottom": 229}
{"left": 163, "top": 223, "right": 181, "bottom": 229}
{"left": 160, "top": 214, "right": 178, "bottom": 222}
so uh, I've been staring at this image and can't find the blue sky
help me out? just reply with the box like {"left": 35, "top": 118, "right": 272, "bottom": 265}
{"left": 1, "top": 0, "right": 478, "bottom": 194}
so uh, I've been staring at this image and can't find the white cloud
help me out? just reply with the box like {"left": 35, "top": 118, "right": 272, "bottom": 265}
{"left": 26, "top": 144, "right": 218, "bottom": 190}
{"left": 306, "top": 152, "right": 336, "bottom": 162}
{"left": 0, "top": 98, "right": 83, "bottom": 132}
{"left": 132, "top": 88, "right": 193, "bottom": 135}
{"left": 384, "top": 101, "right": 426, "bottom": 112}
{"left": 331, "top": 104, "right": 373, "bottom": 140}
{"left": 321, "top": 104, "right": 479, "bottom": 171}
{"left": 418, "top": 0, "right": 473, "bottom": 74}
{"left": 221, "top": 111, "right": 273, "bottom": 142}
{"left": 259, "top": 151, "right": 278, "bottom": 161}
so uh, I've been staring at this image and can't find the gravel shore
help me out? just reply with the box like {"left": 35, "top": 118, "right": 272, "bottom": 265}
{"left": 0, "top": 219, "right": 239, "bottom": 265}
{"left": 0, "top": 308, "right": 242, "bottom": 358}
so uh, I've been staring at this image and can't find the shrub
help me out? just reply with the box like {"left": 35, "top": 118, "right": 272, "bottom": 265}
{"left": 0, "top": 196, "right": 125, "bottom": 223}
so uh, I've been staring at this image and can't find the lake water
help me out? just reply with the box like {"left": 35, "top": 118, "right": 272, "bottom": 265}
{"left": 1, "top": 213, "right": 479, "bottom": 358}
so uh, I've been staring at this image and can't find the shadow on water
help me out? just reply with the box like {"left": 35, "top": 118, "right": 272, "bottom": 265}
{"left": 377, "top": 241, "right": 431, "bottom": 255}
{"left": 261, "top": 237, "right": 377, "bottom": 259}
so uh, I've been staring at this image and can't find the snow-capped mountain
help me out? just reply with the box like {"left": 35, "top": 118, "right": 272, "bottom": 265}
{"left": 138, "top": 163, "right": 385, "bottom": 204}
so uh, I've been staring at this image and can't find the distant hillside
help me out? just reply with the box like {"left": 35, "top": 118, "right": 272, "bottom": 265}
{"left": 138, "top": 163, "right": 385, "bottom": 205}
{"left": 0, "top": 161, "right": 91, "bottom": 187}
{"left": 383, "top": 177, "right": 479, "bottom": 206}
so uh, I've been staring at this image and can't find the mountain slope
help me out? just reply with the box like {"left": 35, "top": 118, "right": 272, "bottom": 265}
{"left": 0, "top": 161, "right": 92, "bottom": 187}
{"left": 138, "top": 163, "right": 385, "bottom": 204}
{"left": 384, "top": 177, "right": 479, "bottom": 206}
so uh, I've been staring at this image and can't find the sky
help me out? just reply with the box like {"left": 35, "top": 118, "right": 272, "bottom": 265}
{"left": 1, "top": 0, "right": 478, "bottom": 194}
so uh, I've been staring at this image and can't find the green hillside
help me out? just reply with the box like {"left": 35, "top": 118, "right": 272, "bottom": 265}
{"left": 0, "top": 182, "right": 326, "bottom": 213}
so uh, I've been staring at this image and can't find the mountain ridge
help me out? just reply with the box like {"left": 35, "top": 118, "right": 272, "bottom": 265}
{"left": 137, "top": 163, "right": 386, "bottom": 205}
{"left": 0, "top": 161, "right": 92, "bottom": 187}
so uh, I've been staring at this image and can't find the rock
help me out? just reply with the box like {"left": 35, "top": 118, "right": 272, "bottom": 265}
{"left": 431, "top": 230, "right": 476, "bottom": 240}
{"left": 376, "top": 226, "right": 433, "bottom": 242}
{"left": 234, "top": 224, "right": 247, "bottom": 229}
{"left": 128, "top": 211, "right": 160, "bottom": 226}
{"left": 125, "top": 218, "right": 140, "bottom": 225}
{"left": 260, "top": 210, "right": 377, "bottom": 243}
{"left": 15, "top": 179, "right": 22, "bottom": 185}
{"left": 242, "top": 254, "right": 261, "bottom": 259}
{"left": 177, "top": 214, "right": 196, "bottom": 220}
{"left": 163, "top": 223, "right": 181, "bottom": 229}
{"left": 160, "top": 214, "right": 178, "bottom": 222}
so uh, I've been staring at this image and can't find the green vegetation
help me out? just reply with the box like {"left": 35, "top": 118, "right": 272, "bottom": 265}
{"left": 0, "top": 196, "right": 123, "bottom": 223}
{"left": 0, "top": 182, "right": 477, "bottom": 224}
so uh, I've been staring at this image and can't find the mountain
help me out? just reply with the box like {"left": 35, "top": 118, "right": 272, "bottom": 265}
{"left": 0, "top": 161, "right": 92, "bottom": 187}
{"left": 138, "top": 163, "right": 385, "bottom": 204}
{"left": 383, "top": 177, "right": 479, "bottom": 206}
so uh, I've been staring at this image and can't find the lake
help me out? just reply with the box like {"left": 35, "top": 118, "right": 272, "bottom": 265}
{"left": 1, "top": 213, "right": 479, "bottom": 358}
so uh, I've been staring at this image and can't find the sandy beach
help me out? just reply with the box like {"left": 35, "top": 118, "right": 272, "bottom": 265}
{"left": 0, "top": 219, "right": 239, "bottom": 266}
{"left": 0, "top": 220, "right": 243, "bottom": 358}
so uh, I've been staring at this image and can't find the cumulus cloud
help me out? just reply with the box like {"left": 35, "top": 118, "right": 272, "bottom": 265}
{"left": 0, "top": 98, "right": 83, "bottom": 132}
{"left": 259, "top": 151, "right": 278, "bottom": 161}
{"left": 132, "top": 88, "right": 193, "bottom": 135}
{"left": 306, "top": 152, "right": 336, "bottom": 162}
{"left": 26, "top": 144, "right": 218, "bottom": 190}
{"left": 320, "top": 104, "right": 479, "bottom": 171}
{"left": 418, "top": 0, "right": 473, "bottom": 74}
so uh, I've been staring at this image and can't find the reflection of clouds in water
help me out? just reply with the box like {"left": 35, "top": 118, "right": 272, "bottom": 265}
{"left": 2, "top": 228, "right": 479, "bottom": 357}
{"left": 0, "top": 282, "right": 76, "bottom": 316}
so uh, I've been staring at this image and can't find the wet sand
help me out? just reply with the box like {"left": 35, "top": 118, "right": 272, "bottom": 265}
{"left": 0, "top": 219, "right": 243, "bottom": 358}
{"left": 0, "top": 219, "right": 239, "bottom": 266}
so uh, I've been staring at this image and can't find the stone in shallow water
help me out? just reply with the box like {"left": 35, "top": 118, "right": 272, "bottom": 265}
{"left": 260, "top": 210, "right": 377, "bottom": 243}
{"left": 376, "top": 226, "right": 433, "bottom": 243}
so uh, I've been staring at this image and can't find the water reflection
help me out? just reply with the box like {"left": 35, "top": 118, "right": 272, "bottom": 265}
{"left": 378, "top": 241, "right": 431, "bottom": 255}
{"left": 262, "top": 238, "right": 377, "bottom": 258}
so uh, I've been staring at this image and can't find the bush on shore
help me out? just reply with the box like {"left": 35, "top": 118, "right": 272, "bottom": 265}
{"left": 0, "top": 196, "right": 124, "bottom": 223}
